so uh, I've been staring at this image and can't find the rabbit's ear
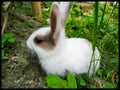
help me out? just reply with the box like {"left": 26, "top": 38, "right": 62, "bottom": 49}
{"left": 59, "top": 2, "right": 71, "bottom": 27}
{"left": 50, "top": 2, "right": 61, "bottom": 44}
{"left": 50, "top": 2, "right": 59, "bottom": 35}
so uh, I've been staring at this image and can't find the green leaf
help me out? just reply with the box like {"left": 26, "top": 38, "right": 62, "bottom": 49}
{"left": 79, "top": 78, "right": 87, "bottom": 86}
{"left": 8, "top": 38, "right": 15, "bottom": 43}
{"left": 104, "top": 81, "right": 115, "bottom": 88}
{"left": 45, "top": 74, "right": 68, "bottom": 88}
{"left": 67, "top": 73, "right": 77, "bottom": 88}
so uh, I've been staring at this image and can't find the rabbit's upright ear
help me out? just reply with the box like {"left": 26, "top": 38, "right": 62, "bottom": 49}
{"left": 50, "top": 2, "right": 59, "bottom": 35}
{"left": 59, "top": 2, "right": 71, "bottom": 27}
{"left": 50, "top": 2, "right": 62, "bottom": 44}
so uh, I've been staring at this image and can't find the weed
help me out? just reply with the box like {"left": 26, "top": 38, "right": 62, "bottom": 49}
{"left": 45, "top": 73, "right": 77, "bottom": 88}
{"left": 2, "top": 33, "right": 15, "bottom": 60}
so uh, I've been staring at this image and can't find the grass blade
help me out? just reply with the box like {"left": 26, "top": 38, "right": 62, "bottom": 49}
{"left": 100, "top": 2, "right": 107, "bottom": 27}
{"left": 92, "top": 1, "right": 98, "bottom": 51}
{"left": 88, "top": 1, "right": 98, "bottom": 75}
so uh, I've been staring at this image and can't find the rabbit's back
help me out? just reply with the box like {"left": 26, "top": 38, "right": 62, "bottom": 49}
{"left": 67, "top": 38, "right": 100, "bottom": 74}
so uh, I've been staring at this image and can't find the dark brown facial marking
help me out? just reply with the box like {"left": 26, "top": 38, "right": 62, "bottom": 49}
{"left": 34, "top": 36, "right": 45, "bottom": 44}
{"left": 34, "top": 33, "right": 56, "bottom": 51}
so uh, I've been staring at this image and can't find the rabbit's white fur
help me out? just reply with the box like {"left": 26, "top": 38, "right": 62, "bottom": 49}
{"left": 26, "top": 2, "right": 100, "bottom": 77}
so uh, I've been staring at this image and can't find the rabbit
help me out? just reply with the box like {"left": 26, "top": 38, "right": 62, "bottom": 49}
{"left": 26, "top": 2, "right": 100, "bottom": 77}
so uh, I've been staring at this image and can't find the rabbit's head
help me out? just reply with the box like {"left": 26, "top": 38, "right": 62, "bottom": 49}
{"left": 26, "top": 2, "right": 71, "bottom": 58}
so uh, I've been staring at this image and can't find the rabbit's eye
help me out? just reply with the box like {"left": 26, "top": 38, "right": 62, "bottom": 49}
{"left": 34, "top": 37, "right": 44, "bottom": 44}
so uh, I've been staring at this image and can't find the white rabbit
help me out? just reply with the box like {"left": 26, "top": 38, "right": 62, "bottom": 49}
{"left": 26, "top": 2, "right": 100, "bottom": 77}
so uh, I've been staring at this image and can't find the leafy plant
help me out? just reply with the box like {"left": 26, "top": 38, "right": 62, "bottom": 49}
{"left": 45, "top": 73, "right": 90, "bottom": 89}
{"left": 2, "top": 33, "right": 15, "bottom": 60}
{"left": 45, "top": 73, "right": 77, "bottom": 88}
{"left": 79, "top": 78, "right": 87, "bottom": 86}
{"left": 67, "top": 73, "right": 77, "bottom": 88}
{"left": 45, "top": 74, "right": 68, "bottom": 88}
{"left": 103, "top": 81, "right": 115, "bottom": 88}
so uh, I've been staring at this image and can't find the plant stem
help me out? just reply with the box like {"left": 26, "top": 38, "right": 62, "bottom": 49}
{"left": 99, "top": 2, "right": 107, "bottom": 27}
{"left": 88, "top": 1, "right": 98, "bottom": 75}
{"left": 92, "top": 1, "right": 98, "bottom": 51}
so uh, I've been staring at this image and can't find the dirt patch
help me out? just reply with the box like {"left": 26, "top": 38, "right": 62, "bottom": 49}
{"left": 2, "top": 51, "right": 47, "bottom": 88}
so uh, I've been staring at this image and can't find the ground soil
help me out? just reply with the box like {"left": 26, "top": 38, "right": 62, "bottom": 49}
{"left": 2, "top": 11, "right": 48, "bottom": 88}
